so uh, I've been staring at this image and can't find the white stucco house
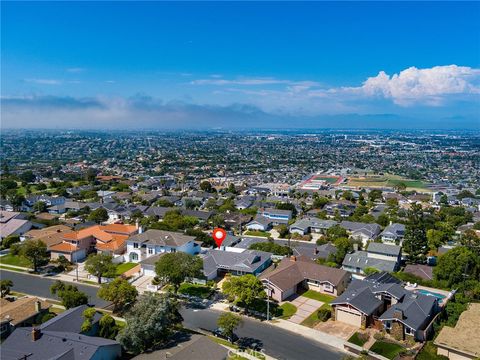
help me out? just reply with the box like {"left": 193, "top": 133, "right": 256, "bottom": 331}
{"left": 126, "top": 229, "right": 200, "bottom": 276}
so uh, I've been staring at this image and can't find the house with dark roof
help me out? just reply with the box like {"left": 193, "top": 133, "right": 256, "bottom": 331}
{"left": 127, "top": 230, "right": 200, "bottom": 274}
{"left": 331, "top": 272, "right": 439, "bottom": 341}
{"left": 289, "top": 218, "right": 338, "bottom": 235}
{"left": 0, "top": 305, "right": 121, "bottom": 360}
{"left": 341, "top": 242, "right": 402, "bottom": 275}
{"left": 340, "top": 221, "right": 381, "bottom": 245}
{"left": 0, "top": 297, "right": 50, "bottom": 338}
{"left": 246, "top": 215, "right": 273, "bottom": 231}
{"left": 261, "top": 256, "right": 350, "bottom": 302}
{"left": 380, "top": 223, "right": 406, "bottom": 244}
{"left": 201, "top": 248, "right": 272, "bottom": 280}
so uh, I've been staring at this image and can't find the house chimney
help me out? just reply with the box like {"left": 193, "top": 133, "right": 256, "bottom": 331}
{"left": 34, "top": 300, "right": 41, "bottom": 313}
{"left": 32, "top": 328, "right": 41, "bottom": 341}
{"left": 353, "top": 243, "right": 359, "bottom": 251}
{"left": 393, "top": 309, "right": 403, "bottom": 320}
{"left": 290, "top": 255, "right": 297, "bottom": 262}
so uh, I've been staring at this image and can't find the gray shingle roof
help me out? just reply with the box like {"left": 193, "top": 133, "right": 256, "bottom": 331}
{"left": 202, "top": 249, "right": 272, "bottom": 278}
{"left": 342, "top": 251, "right": 399, "bottom": 273}
{"left": 129, "top": 230, "right": 196, "bottom": 247}
{"left": 367, "top": 242, "right": 402, "bottom": 256}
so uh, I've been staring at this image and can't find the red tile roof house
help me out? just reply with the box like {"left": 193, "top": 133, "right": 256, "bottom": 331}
{"left": 261, "top": 256, "right": 351, "bottom": 302}
{"left": 49, "top": 224, "right": 137, "bottom": 262}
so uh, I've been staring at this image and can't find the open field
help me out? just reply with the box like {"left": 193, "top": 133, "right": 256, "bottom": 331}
{"left": 345, "top": 173, "right": 430, "bottom": 191}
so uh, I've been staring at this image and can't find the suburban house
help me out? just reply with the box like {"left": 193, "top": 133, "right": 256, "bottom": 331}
{"left": 380, "top": 223, "right": 406, "bottom": 244}
{"left": 261, "top": 256, "right": 351, "bottom": 302}
{"left": 0, "top": 297, "right": 50, "bottom": 338}
{"left": 246, "top": 215, "right": 273, "bottom": 231}
{"left": 49, "top": 224, "right": 137, "bottom": 262}
{"left": 0, "top": 305, "right": 122, "bottom": 360}
{"left": 289, "top": 218, "right": 338, "bottom": 235}
{"left": 126, "top": 229, "right": 199, "bottom": 270}
{"left": 331, "top": 272, "right": 439, "bottom": 341}
{"left": 434, "top": 303, "right": 480, "bottom": 360}
{"left": 324, "top": 201, "right": 356, "bottom": 218}
{"left": 341, "top": 243, "right": 402, "bottom": 274}
{"left": 22, "top": 225, "right": 72, "bottom": 249}
{"left": 340, "top": 221, "right": 382, "bottom": 245}
{"left": 260, "top": 208, "right": 292, "bottom": 225}
{"left": 202, "top": 248, "right": 272, "bottom": 280}
{"left": 0, "top": 211, "right": 32, "bottom": 241}
{"left": 21, "top": 195, "right": 65, "bottom": 212}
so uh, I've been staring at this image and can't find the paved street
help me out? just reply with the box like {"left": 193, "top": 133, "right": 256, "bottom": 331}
{"left": 181, "top": 307, "right": 343, "bottom": 360}
{"left": 0, "top": 269, "right": 110, "bottom": 308}
{"left": 1, "top": 269, "right": 343, "bottom": 360}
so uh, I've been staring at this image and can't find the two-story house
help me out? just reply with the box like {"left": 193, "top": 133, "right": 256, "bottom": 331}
{"left": 126, "top": 230, "right": 200, "bottom": 275}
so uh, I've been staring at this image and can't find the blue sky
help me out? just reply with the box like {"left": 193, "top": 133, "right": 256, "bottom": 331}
{"left": 2, "top": 1, "right": 479, "bottom": 129}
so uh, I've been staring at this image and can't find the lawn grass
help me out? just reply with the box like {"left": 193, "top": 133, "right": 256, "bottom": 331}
{"left": 416, "top": 341, "right": 448, "bottom": 360}
{"left": 277, "top": 302, "right": 297, "bottom": 319}
{"left": 244, "top": 230, "right": 270, "bottom": 237}
{"left": 0, "top": 264, "right": 29, "bottom": 272}
{"left": 115, "top": 262, "right": 137, "bottom": 275}
{"left": 208, "top": 335, "right": 239, "bottom": 349}
{"left": 0, "top": 254, "right": 31, "bottom": 268}
{"left": 300, "top": 304, "right": 330, "bottom": 328}
{"left": 348, "top": 332, "right": 368, "bottom": 347}
{"left": 301, "top": 290, "right": 335, "bottom": 303}
{"left": 178, "top": 283, "right": 214, "bottom": 299}
{"left": 369, "top": 340, "right": 405, "bottom": 359}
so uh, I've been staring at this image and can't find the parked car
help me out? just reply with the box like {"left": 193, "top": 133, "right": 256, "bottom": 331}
{"left": 212, "top": 328, "right": 239, "bottom": 343}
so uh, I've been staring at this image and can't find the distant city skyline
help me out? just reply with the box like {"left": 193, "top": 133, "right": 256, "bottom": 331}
{"left": 1, "top": 1, "right": 479, "bottom": 129}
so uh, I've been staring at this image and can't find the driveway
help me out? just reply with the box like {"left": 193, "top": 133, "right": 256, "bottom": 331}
{"left": 131, "top": 274, "right": 155, "bottom": 293}
{"left": 288, "top": 295, "right": 324, "bottom": 324}
{"left": 315, "top": 320, "right": 358, "bottom": 340}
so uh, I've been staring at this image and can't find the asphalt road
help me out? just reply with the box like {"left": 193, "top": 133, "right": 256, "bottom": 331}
{"left": 0, "top": 269, "right": 110, "bottom": 308}
{"left": 181, "top": 307, "right": 343, "bottom": 360}
{"left": 1, "top": 269, "right": 343, "bottom": 360}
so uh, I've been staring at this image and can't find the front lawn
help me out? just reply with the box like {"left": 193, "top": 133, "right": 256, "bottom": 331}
{"left": 178, "top": 283, "right": 214, "bottom": 299}
{"left": 277, "top": 302, "right": 297, "bottom": 319}
{"left": 0, "top": 254, "right": 31, "bottom": 268}
{"left": 301, "top": 290, "right": 335, "bottom": 303}
{"left": 416, "top": 341, "right": 448, "bottom": 360}
{"left": 370, "top": 340, "right": 405, "bottom": 360}
{"left": 115, "top": 262, "right": 137, "bottom": 275}
{"left": 244, "top": 230, "right": 270, "bottom": 237}
{"left": 348, "top": 332, "right": 369, "bottom": 347}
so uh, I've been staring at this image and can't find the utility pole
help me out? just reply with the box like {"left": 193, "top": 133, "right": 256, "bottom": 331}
{"left": 266, "top": 280, "right": 271, "bottom": 321}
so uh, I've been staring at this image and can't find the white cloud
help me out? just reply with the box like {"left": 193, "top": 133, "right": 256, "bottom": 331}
{"left": 24, "top": 78, "right": 61, "bottom": 85}
{"left": 66, "top": 67, "right": 85, "bottom": 73}
{"left": 353, "top": 65, "right": 480, "bottom": 105}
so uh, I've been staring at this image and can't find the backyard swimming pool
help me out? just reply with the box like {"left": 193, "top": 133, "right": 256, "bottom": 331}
{"left": 417, "top": 289, "right": 446, "bottom": 300}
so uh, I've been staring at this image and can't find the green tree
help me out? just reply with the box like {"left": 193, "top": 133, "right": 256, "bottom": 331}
{"left": 403, "top": 203, "right": 428, "bottom": 261}
{"left": 21, "top": 239, "right": 49, "bottom": 272}
{"left": 426, "top": 229, "right": 448, "bottom": 251}
{"left": 227, "top": 183, "right": 237, "bottom": 194}
{"left": 276, "top": 224, "right": 289, "bottom": 238}
{"left": 81, "top": 307, "right": 97, "bottom": 333}
{"left": 1, "top": 279, "right": 13, "bottom": 298}
{"left": 217, "top": 312, "right": 243, "bottom": 342}
{"left": 117, "top": 292, "right": 183, "bottom": 354}
{"left": 85, "top": 253, "right": 117, "bottom": 284}
{"left": 154, "top": 252, "right": 203, "bottom": 292}
{"left": 222, "top": 274, "right": 266, "bottom": 311}
{"left": 33, "top": 201, "right": 48, "bottom": 213}
{"left": 368, "top": 190, "right": 383, "bottom": 202}
{"left": 1, "top": 234, "right": 21, "bottom": 249}
{"left": 98, "top": 277, "right": 138, "bottom": 314}
{"left": 200, "top": 181, "right": 213, "bottom": 193}
{"left": 19, "top": 170, "right": 36, "bottom": 183}
{"left": 99, "top": 314, "right": 118, "bottom": 339}
{"left": 333, "top": 237, "right": 352, "bottom": 265}
{"left": 326, "top": 225, "right": 349, "bottom": 242}
{"left": 459, "top": 230, "right": 480, "bottom": 255}
{"left": 376, "top": 213, "right": 390, "bottom": 227}
{"left": 275, "top": 202, "right": 297, "bottom": 217}
{"left": 313, "top": 196, "right": 329, "bottom": 209}
{"left": 433, "top": 247, "right": 480, "bottom": 287}
{"left": 50, "top": 280, "right": 88, "bottom": 309}
{"left": 88, "top": 208, "right": 109, "bottom": 223}
{"left": 249, "top": 241, "right": 292, "bottom": 256}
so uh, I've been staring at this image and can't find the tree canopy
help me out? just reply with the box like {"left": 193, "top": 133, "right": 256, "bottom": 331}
{"left": 85, "top": 253, "right": 117, "bottom": 284}
{"left": 50, "top": 280, "right": 88, "bottom": 309}
{"left": 154, "top": 252, "right": 203, "bottom": 292}
{"left": 98, "top": 277, "right": 138, "bottom": 314}
{"left": 222, "top": 274, "right": 266, "bottom": 311}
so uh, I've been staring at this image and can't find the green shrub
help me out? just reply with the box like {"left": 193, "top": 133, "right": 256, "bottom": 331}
{"left": 317, "top": 307, "right": 331, "bottom": 322}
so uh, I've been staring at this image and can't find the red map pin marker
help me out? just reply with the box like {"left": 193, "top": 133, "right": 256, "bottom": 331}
{"left": 213, "top": 228, "right": 227, "bottom": 248}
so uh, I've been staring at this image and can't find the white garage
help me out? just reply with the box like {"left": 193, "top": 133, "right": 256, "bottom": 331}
{"left": 336, "top": 307, "right": 362, "bottom": 327}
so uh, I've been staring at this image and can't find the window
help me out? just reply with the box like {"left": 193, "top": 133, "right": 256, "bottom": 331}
{"left": 384, "top": 321, "right": 391, "bottom": 329}
{"left": 148, "top": 247, "right": 154, "bottom": 255}
{"left": 130, "top": 253, "right": 138, "bottom": 261}
{"left": 405, "top": 327, "right": 413, "bottom": 335}
{"left": 133, "top": 242, "right": 138, "bottom": 249}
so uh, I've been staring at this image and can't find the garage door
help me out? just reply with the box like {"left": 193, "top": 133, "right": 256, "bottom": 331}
{"left": 336, "top": 309, "right": 362, "bottom": 327}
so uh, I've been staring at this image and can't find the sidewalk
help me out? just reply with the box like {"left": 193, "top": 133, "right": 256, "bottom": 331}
{"left": 209, "top": 302, "right": 346, "bottom": 352}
